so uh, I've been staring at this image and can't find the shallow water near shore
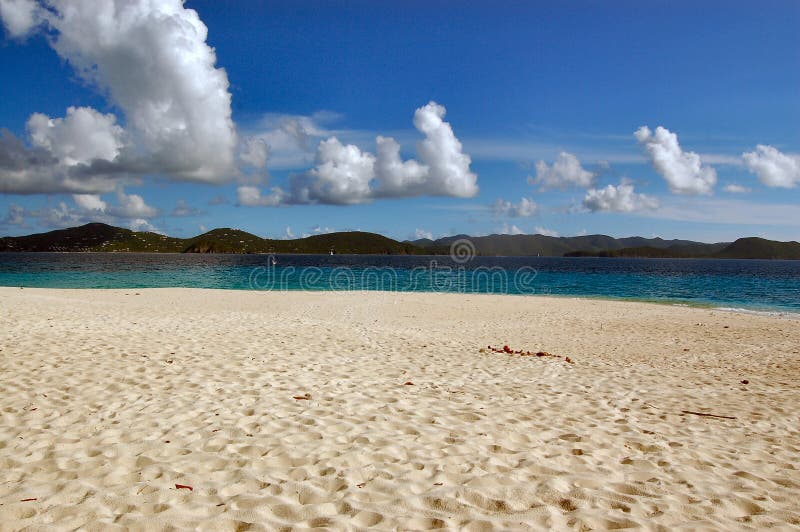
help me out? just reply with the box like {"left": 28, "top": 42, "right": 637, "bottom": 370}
{"left": 1, "top": 252, "right": 798, "bottom": 313}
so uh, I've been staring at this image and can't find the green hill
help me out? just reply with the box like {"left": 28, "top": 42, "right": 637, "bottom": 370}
{"left": 411, "top": 233, "right": 721, "bottom": 257}
{"left": 714, "top": 237, "right": 800, "bottom": 260}
{"left": 0, "top": 223, "right": 184, "bottom": 252}
{"left": 2, "top": 224, "right": 798, "bottom": 259}
{"left": 183, "top": 228, "right": 272, "bottom": 253}
{"left": 565, "top": 238, "right": 799, "bottom": 259}
{"left": 0, "top": 223, "right": 440, "bottom": 255}
{"left": 276, "top": 232, "right": 434, "bottom": 255}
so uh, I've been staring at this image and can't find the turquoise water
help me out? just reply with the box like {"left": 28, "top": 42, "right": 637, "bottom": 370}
{"left": 1, "top": 253, "right": 799, "bottom": 314}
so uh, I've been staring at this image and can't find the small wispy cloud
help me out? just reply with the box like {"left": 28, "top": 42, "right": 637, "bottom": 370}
{"left": 646, "top": 198, "right": 800, "bottom": 226}
{"left": 491, "top": 197, "right": 538, "bottom": 218}
{"left": 535, "top": 226, "right": 560, "bottom": 237}
{"left": 722, "top": 184, "right": 751, "bottom": 194}
{"left": 413, "top": 228, "right": 433, "bottom": 240}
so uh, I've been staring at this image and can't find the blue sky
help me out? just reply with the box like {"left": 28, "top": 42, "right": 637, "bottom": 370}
{"left": 0, "top": 0, "right": 798, "bottom": 242}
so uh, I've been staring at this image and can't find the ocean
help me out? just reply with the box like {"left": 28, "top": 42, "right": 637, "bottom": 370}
{"left": 1, "top": 252, "right": 798, "bottom": 314}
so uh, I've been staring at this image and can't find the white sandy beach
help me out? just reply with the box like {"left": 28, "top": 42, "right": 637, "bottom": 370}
{"left": 1, "top": 287, "right": 798, "bottom": 530}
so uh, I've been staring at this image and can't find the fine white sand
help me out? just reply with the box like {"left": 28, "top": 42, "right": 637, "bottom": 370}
{"left": 1, "top": 288, "right": 798, "bottom": 530}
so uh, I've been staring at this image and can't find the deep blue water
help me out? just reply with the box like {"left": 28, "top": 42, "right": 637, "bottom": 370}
{"left": 1, "top": 253, "right": 799, "bottom": 314}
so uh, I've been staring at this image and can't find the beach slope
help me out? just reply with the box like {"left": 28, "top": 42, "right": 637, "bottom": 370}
{"left": 1, "top": 288, "right": 798, "bottom": 530}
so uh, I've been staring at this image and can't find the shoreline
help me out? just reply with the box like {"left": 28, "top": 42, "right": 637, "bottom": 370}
{"left": 6, "top": 284, "right": 800, "bottom": 318}
{"left": 2, "top": 249, "right": 800, "bottom": 261}
{"left": 2, "top": 288, "right": 799, "bottom": 529}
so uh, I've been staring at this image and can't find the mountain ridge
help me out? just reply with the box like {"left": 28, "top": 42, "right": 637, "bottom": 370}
{"left": 0, "top": 223, "right": 443, "bottom": 255}
{"left": 1, "top": 223, "right": 799, "bottom": 259}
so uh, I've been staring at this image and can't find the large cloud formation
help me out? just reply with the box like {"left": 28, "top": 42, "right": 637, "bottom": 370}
{"left": 742, "top": 145, "right": 800, "bottom": 189}
{"left": 635, "top": 126, "right": 717, "bottom": 195}
{"left": 240, "top": 101, "right": 478, "bottom": 206}
{"left": 0, "top": 0, "right": 241, "bottom": 194}
{"left": 583, "top": 180, "right": 659, "bottom": 213}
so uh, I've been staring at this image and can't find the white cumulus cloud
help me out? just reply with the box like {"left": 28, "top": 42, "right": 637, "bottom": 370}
{"left": 291, "top": 137, "right": 376, "bottom": 205}
{"left": 373, "top": 135, "right": 428, "bottom": 197}
{"left": 0, "top": 0, "right": 39, "bottom": 37}
{"left": 129, "top": 218, "right": 162, "bottom": 234}
{"left": 0, "top": 0, "right": 238, "bottom": 194}
{"left": 108, "top": 189, "right": 157, "bottom": 219}
{"left": 742, "top": 145, "right": 800, "bottom": 188}
{"left": 27, "top": 106, "right": 125, "bottom": 167}
{"left": 302, "top": 225, "right": 335, "bottom": 238}
{"left": 243, "top": 101, "right": 478, "bottom": 206}
{"left": 535, "top": 226, "right": 560, "bottom": 237}
{"left": 5, "top": 189, "right": 159, "bottom": 230}
{"left": 498, "top": 223, "right": 524, "bottom": 235}
{"left": 414, "top": 228, "right": 433, "bottom": 240}
{"left": 635, "top": 126, "right": 716, "bottom": 195}
{"left": 47, "top": 0, "right": 237, "bottom": 181}
{"left": 72, "top": 193, "right": 107, "bottom": 212}
{"left": 583, "top": 180, "right": 659, "bottom": 213}
{"left": 491, "top": 197, "right": 538, "bottom": 218}
{"left": 723, "top": 184, "right": 750, "bottom": 194}
{"left": 404, "top": 101, "right": 478, "bottom": 198}
{"left": 239, "top": 137, "right": 269, "bottom": 169}
{"left": 2, "top": 203, "right": 25, "bottom": 226}
{"left": 529, "top": 152, "right": 594, "bottom": 190}
{"left": 236, "top": 185, "right": 286, "bottom": 207}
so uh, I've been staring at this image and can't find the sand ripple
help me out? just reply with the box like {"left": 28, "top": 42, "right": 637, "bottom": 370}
{"left": 1, "top": 288, "right": 798, "bottom": 530}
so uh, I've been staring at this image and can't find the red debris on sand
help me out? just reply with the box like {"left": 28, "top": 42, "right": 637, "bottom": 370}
{"left": 485, "top": 345, "right": 569, "bottom": 362}
{"left": 403, "top": 381, "right": 414, "bottom": 386}
{"left": 741, "top": 379, "right": 749, "bottom": 385}
{"left": 356, "top": 483, "right": 366, "bottom": 488}
{"left": 20, "top": 498, "right": 37, "bottom": 502}
{"left": 565, "top": 357, "right": 573, "bottom": 364}
{"left": 293, "top": 394, "right": 311, "bottom": 400}
{"left": 175, "top": 484, "right": 193, "bottom": 491}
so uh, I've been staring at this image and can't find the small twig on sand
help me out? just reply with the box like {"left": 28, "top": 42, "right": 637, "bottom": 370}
{"left": 681, "top": 410, "right": 736, "bottom": 420}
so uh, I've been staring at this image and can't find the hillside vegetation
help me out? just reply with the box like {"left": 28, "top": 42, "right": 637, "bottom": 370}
{"left": 1, "top": 224, "right": 798, "bottom": 259}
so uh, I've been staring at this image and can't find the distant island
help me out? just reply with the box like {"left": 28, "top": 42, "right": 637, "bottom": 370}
{"left": 1, "top": 223, "right": 799, "bottom": 259}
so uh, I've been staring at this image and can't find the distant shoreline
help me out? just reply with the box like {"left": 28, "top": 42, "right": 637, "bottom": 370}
{"left": 2, "top": 223, "right": 800, "bottom": 259}
{"left": 1, "top": 250, "right": 799, "bottom": 261}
